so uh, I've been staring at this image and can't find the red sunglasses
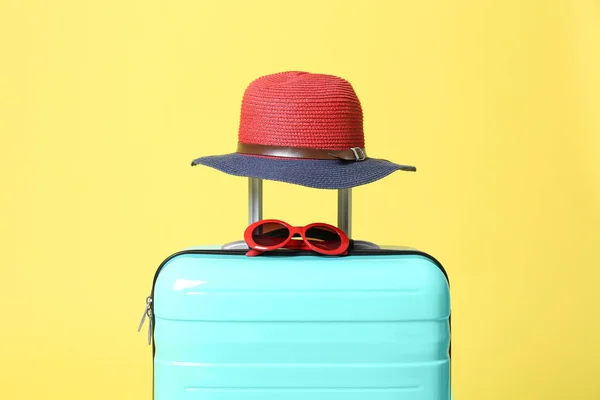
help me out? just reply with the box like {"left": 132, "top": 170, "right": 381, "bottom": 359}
{"left": 243, "top": 219, "right": 350, "bottom": 257}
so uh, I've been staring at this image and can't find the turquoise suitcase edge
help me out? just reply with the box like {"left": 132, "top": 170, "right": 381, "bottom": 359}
{"left": 142, "top": 246, "right": 452, "bottom": 399}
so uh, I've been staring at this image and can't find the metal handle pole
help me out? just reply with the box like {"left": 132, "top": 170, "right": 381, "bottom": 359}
{"left": 337, "top": 188, "right": 352, "bottom": 238}
{"left": 248, "top": 178, "right": 263, "bottom": 225}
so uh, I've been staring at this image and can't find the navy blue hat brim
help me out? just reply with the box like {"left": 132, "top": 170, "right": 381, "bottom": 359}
{"left": 191, "top": 153, "right": 416, "bottom": 189}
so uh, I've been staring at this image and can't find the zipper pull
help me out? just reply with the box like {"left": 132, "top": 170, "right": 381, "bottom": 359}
{"left": 147, "top": 308, "right": 153, "bottom": 345}
{"left": 138, "top": 296, "right": 153, "bottom": 345}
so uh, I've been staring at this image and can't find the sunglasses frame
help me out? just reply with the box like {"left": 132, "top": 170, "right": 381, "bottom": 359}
{"left": 243, "top": 219, "right": 350, "bottom": 257}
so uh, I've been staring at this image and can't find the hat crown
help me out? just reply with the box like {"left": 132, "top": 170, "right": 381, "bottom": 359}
{"left": 237, "top": 71, "right": 365, "bottom": 150}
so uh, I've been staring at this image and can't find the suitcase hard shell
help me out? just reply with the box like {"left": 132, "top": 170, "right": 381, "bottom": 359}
{"left": 140, "top": 181, "right": 451, "bottom": 399}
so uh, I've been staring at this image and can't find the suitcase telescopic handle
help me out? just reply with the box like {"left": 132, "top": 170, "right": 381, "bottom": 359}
{"left": 248, "top": 177, "right": 352, "bottom": 238}
{"left": 221, "top": 178, "right": 378, "bottom": 250}
{"left": 248, "top": 177, "right": 264, "bottom": 226}
{"left": 337, "top": 187, "right": 351, "bottom": 238}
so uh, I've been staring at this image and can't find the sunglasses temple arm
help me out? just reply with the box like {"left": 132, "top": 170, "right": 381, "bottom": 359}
{"left": 338, "top": 188, "right": 351, "bottom": 239}
{"left": 248, "top": 178, "right": 263, "bottom": 225}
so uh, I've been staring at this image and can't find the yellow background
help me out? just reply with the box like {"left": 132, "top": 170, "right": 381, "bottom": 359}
{"left": 1, "top": 0, "right": 599, "bottom": 399}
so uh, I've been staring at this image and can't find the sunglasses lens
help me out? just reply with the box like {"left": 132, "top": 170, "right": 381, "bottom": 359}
{"left": 252, "top": 222, "right": 290, "bottom": 247}
{"left": 305, "top": 226, "right": 342, "bottom": 251}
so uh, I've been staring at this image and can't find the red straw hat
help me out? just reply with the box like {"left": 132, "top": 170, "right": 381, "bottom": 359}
{"left": 191, "top": 71, "right": 416, "bottom": 189}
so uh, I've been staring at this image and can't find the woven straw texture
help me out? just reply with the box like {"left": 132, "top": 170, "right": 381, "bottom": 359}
{"left": 192, "top": 153, "right": 414, "bottom": 189}
{"left": 191, "top": 71, "right": 415, "bottom": 189}
{"left": 238, "top": 71, "right": 364, "bottom": 150}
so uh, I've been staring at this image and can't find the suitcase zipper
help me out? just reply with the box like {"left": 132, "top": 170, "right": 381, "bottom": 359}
{"left": 138, "top": 296, "right": 153, "bottom": 345}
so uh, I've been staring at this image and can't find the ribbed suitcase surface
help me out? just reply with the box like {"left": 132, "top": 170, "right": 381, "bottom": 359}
{"left": 148, "top": 248, "right": 451, "bottom": 399}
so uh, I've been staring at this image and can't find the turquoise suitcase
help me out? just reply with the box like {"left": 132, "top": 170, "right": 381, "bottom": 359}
{"left": 139, "top": 181, "right": 451, "bottom": 399}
